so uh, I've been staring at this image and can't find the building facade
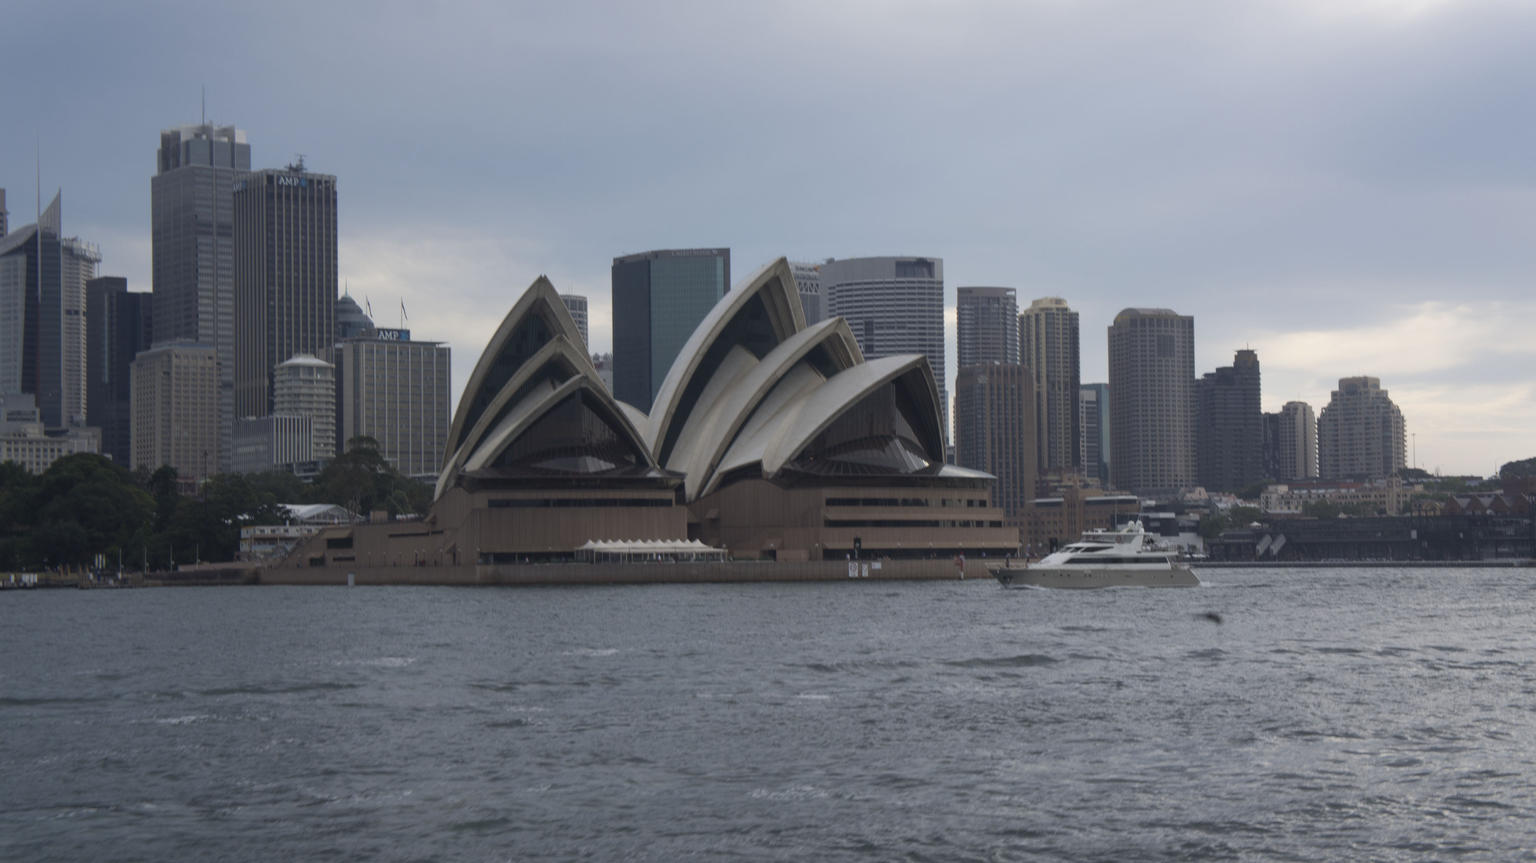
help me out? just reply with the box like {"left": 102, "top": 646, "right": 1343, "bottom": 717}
{"left": 0, "top": 392, "right": 100, "bottom": 473}
{"left": 130, "top": 342, "right": 220, "bottom": 482}
{"left": 85, "top": 277, "right": 153, "bottom": 465}
{"left": 231, "top": 414, "right": 314, "bottom": 474}
{"left": 1196, "top": 348, "right": 1263, "bottom": 493}
{"left": 232, "top": 165, "right": 339, "bottom": 420}
{"left": 1079, "top": 382, "right": 1110, "bottom": 487}
{"left": 954, "top": 363, "right": 1036, "bottom": 516}
{"left": 1318, "top": 376, "right": 1405, "bottom": 480}
{"left": 336, "top": 334, "right": 451, "bottom": 479}
{"left": 611, "top": 248, "right": 729, "bottom": 412}
{"left": 790, "top": 261, "right": 823, "bottom": 323}
{"left": 956, "top": 287, "right": 1018, "bottom": 368}
{"left": 819, "top": 256, "right": 947, "bottom": 433}
{"left": 273, "top": 354, "right": 336, "bottom": 462}
{"left": 1275, "top": 400, "right": 1318, "bottom": 481}
{"left": 152, "top": 124, "right": 251, "bottom": 471}
{"left": 1020, "top": 297, "right": 1081, "bottom": 478}
{"left": 559, "top": 294, "right": 589, "bottom": 347}
{"left": 1108, "top": 307, "right": 1195, "bottom": 497}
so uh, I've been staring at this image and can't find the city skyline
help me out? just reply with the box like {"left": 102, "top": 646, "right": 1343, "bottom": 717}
{"left": 3, "top": 1, "right": 1533, "bottom": 476}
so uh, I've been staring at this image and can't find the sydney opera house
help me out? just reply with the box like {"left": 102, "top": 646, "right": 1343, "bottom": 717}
{"left": 265, "top": 259, "right": 1016, "bottom": 582}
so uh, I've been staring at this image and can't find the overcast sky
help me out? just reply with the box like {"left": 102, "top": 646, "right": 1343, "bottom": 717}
{"left": 4, "top": 0, "right": 1533, "bottom": 476}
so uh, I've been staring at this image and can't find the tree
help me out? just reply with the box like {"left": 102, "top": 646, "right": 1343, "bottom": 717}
{"left": 28, "top": 454, "right": 154, "bottom": 568}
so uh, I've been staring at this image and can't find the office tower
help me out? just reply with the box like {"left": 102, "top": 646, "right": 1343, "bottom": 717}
{"left": 273, "top": 354, "right": 336, "bottom": 461}
{"left": 1318, "top": 377, "right": 1405, "bottom": 480}
{"left": 335, "top": 334, "right": 451, "bottom": 478}
{"left": 1107, "top": 308, "right": 1195, "bottom": 497}
{"left": 86, "top": 277, "right": 153, "bottom": 464}
{"left": 0, "top": 192, "right": 88, "bottom": 429}
{"left": 57, "top": 237, "right": 99, "bottom": 427}
{"left": 1020, "top": 297, "right": 1081, "bottom": 478}
{"left": 152, "top": 124, "right": 251, "bottom": 470}
{"left": 1080, "top": 382, "right": 1110, "bottom": 487}
{"left": 820, "top": 256, "right": 946, "bottom": 429}
{"left": 790, "top": 261, "right": 823, "bottom": 323}
{"left": 1196, "top": 349, "right": 1263, "bottom": 493}
{"left": 560, "top": 294, "right": 589, "bottom": 347}
{"left": 611, "top": 248, "right": 729, "bottom": 412}
{"left": 954, "top": 364, "right": 1036, "bottom": 516}
{"left": 1276, "top": 400, "right": 1318, "bottom": 481}
{"left": 233, "top": 164, "right": 339, "bottom": 420}
{"left": 956, "top": 287, "right": 1018, "bottom": 368}
{"left": 336, "top": 294, "right": 374, "bottom": 339}
{"left": 130, "top": 342, "right": 220, "bottom": 482}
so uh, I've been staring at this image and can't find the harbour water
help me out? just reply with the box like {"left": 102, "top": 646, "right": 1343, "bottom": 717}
{"left": 4, "top": 567, "right": 1535, "bottom": 861}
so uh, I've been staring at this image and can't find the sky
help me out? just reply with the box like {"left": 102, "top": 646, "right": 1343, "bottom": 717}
{"left": 3, "top": 0, "right": 1533, "bottom": 477}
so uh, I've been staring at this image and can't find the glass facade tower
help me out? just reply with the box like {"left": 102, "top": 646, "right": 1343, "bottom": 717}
{"left": 611, "top": 248, "right": 729, "bottom": 412}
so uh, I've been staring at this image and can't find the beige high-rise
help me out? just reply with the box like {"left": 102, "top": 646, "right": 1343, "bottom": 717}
{"left": 273, "top": 354, "right": 336, "bottom": 461}
{"left": 1318, "top": 377, "right": 1404, "bottom": 480}
{"left": 131, "top": 342, "right": 220, "bottom": 482}
{"left": 1020, "top": 297, "right": 1080, "bottom": 477}
{"left": 336, "top": 336, "right": 451, "bottom": 479}
{"left": 1277, "top": 400, "right": 1318, "bottom": 481}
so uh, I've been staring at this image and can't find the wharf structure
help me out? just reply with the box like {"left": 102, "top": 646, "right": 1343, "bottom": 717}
{"left": 262, "top": 260, "right": 1015, "bottom": 584}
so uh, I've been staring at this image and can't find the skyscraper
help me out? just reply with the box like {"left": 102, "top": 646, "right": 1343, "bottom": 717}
{"left": 1196, "top": 349, "right": 1263, "bottom": 493}
{"left": 954, "top": 364, "right": 1036, "bottom": 516}
{"left": 336, "top": 334, "right": 451, "bottom": 479}
{"left": 1020, "top": 297, "right": 1081, "bottom": 478}
{"left": 820, "top": 256, "right": 946, "bottom": 430}
{"left": 1079, "top": 382, "right": 1110, "bottom": 487}
{"left": 1108, "top": 308, "right": 1195, "bottom": 497}
{"left": 232, "top": 164, "right": 339, "bottom": 420}
{"left": 956, "top": 287, "right": 1018, "bottom": 368}
{"left": 611, "top": 248, "right": 729, "bottom": 412}
{"left": 86, "top": 277, "right": 153, "bottom": 465}
{"left": 0, "top": 193, "right": 94, "bottom": 429}
{"left": 1318, "top": 377, "right": 1405, "bottom": 480}
{"left": 152, "top": 123, "right": 251, "bottom": 470}
{"left": 1276, "top": 400, "right": 1318, "bottom": 481}
{"left": 560, "top": 294, "right": 589, "bottom": 347}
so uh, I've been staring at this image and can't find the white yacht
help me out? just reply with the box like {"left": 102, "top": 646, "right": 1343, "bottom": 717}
{"left": 992, "top": 521, "right": 1199, "bottom": 589}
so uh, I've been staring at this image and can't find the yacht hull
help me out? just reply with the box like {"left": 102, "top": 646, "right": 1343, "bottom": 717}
{"left": 993, "top": 566, "right": 1199, "bottom": 589}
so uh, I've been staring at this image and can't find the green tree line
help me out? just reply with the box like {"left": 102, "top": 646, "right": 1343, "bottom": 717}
{"left": 0, "top": 437, "right": 430, "bottom": 571}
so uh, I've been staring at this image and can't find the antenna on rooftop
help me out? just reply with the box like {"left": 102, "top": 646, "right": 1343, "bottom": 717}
{"left": 201, "top": 85, "right": 206, "bottom": 125}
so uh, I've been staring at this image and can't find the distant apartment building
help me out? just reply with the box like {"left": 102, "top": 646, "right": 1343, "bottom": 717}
{"left": 1318, "top": 376, "right": 1405, "bottom": 480}
{"left": 820, "top": 256, "right": 946, "bottom": 432}
{"left": 1196, "top": 349, "right": 1263, "bottom": 493}
{"left": 130, "top": 342, "right": 220, "bottom": 482}
{"left": 1108, "top": 307, "right": 1195, "bottom": 497}
{"left": 956, "top": 287, "right": 1018, "bottom": 367}
{"left": 152, "top": 123, "right": 251, "bottom": 471}
{"left": 1079, "top": 382, "right": 1110, "bottom": 487}
{"left": 954, "top": 364, "right": 1035, "bottom": 517}
{"left": 560, "top": 294, "right": 589, "bottom": 347}
{"left": 232, "top": 164, "right": 338, "bottom": 420}
{"left": 1021, "top": 297, "right": 1081, "bottom": 479}
{"left": 273, "top": 354, "right": 336, "bottom": 462}
{"left": 790, "top": 261, "right": 823, "bottom": 323}
{"left": 611, "top": 248, "right": 729, "bottom": 412}
{"left": 1274, "top": 400, "right": 1318, "bottom": 481}
{"left": 1259, "top": 478, "right": 1414, "bottom": 516}
{"left": 335, "top": 332, "right": 451, "bottom": 479}
{"left": 85, "top": 277, "right": 153, "bottom": 465}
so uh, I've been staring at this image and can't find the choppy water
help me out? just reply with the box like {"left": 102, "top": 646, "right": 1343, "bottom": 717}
{"left": 4, "top": 568, "right": 1536, "bottom": 861}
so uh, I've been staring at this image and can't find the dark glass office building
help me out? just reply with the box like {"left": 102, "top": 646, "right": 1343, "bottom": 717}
{"left": 611, "top": 248, "right": 729, "bottom": 412}
{"left": 1196, "top": 348, "right": 1263, "bottom": 493}
{"left": 232, "top": 166, "right": 338, "bottom": 420}
{"left": 86, "top": 277, "right": 153, "bottom": 464}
